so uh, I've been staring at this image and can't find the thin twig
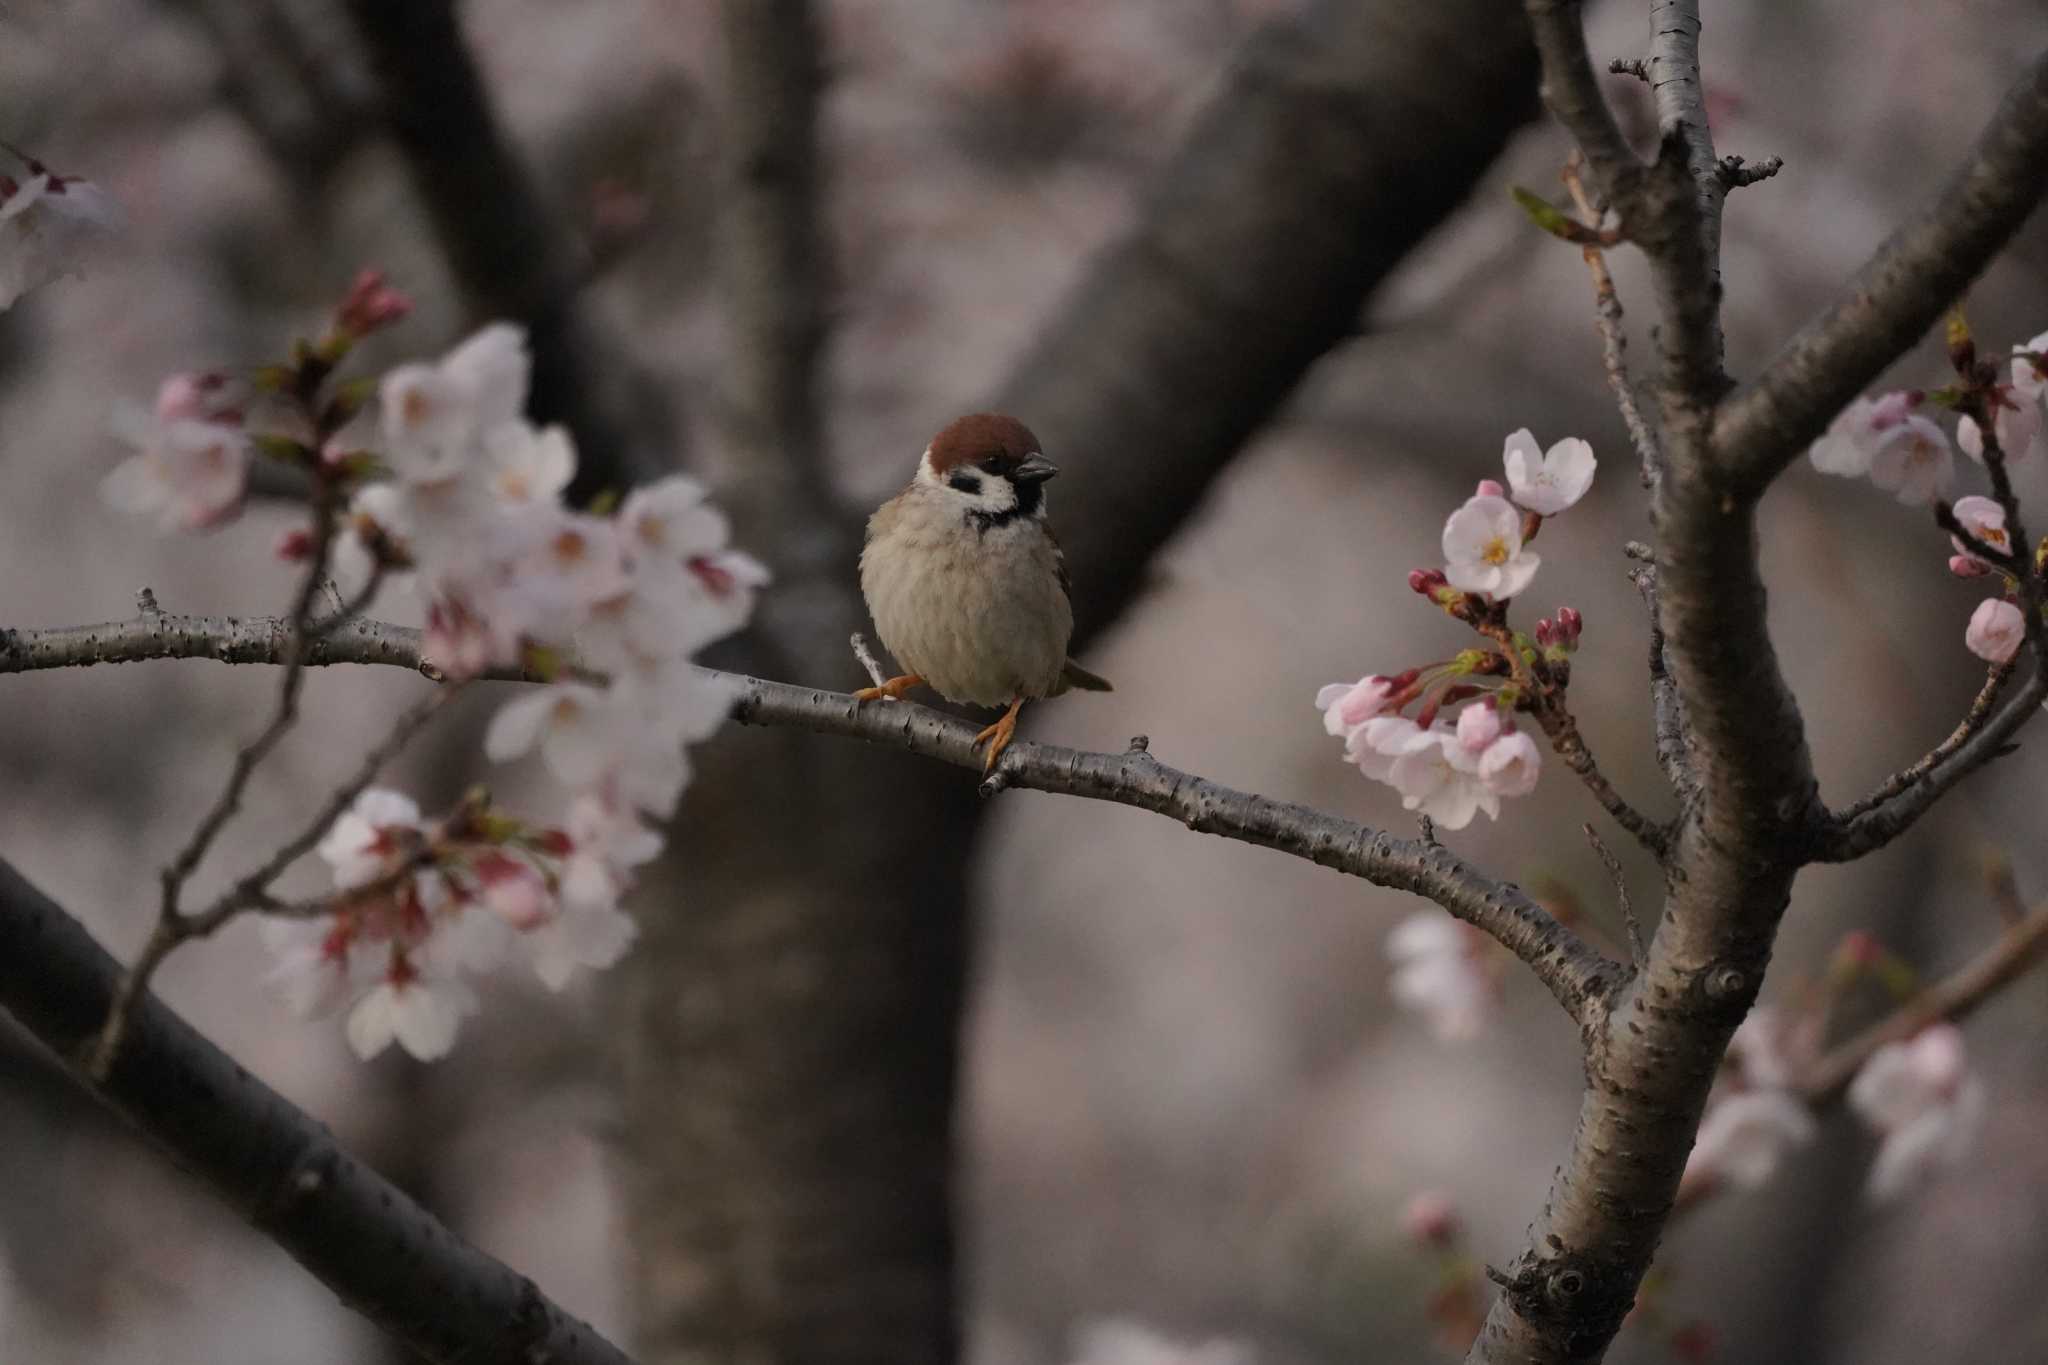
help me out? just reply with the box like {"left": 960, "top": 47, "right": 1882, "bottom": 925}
{"left": 1624, "top": 549, "right": 1693, "bottom": 800}
{"left": 1607, "top": 57, "right": 1649, "bottom": 83}
{"left": 1717, "top": 154, "right": 1784, "bottom": 189}
{"left": 90, "top": 498, "right": 340, "bottom": 1079}
{"left": 1583, "top": 823, "right": 1643, "bottom": 968}
{"left": 1562, "top": 154, "right": 1663, "bottom": 490}
{"left": 850, "top": 632, "right": 888, "bottom": 687}
{"left": 1833, "top": 659, "right": 2017, "bottom": 822}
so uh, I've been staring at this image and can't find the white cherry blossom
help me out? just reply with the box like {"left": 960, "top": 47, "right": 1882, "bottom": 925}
{"left": 1442, "top": 493, "right": 1540, "bottom": 599}
{"left": 1848, "top": 1023, "right": 1988, "bottom": 1201}
{"left": 1866, "top": 415, "right": 1954, "bottom": 505}
{"left": 1685, "top": 1091, "right": 1816, "bottom": 1190}
{"left": 1502, "top": 428, "right": 1596, "bottom": 515}
{"left": 345, "top": 969, "right": 479, "bottom": 1062}
{"left": 1386, "top": 913, "right": 1492, "bottom": 1040}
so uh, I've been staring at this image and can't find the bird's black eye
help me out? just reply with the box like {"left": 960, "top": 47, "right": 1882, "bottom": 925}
{"left": 947, "top": 471, "right": 983, "bottom": 495}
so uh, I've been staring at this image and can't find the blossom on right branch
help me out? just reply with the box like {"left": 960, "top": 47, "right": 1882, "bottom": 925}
{"left": 1847, "top": 1022, "right": 1987, "bottom": 1202}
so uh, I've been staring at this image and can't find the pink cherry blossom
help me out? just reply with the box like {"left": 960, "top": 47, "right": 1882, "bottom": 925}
{"left": 1454, "top": 700, "right": 1503, "bottom": 754}
{"left": 1502, "top": 428, "right": 1596, "bottom": 515}
{"left": 259, "top": 917, "right": 376, "bottom": 1019}
{"left": 0, "top": 167, "right": 122, "bottom": 311}
{"left": 1866, "top": 415, "right": 1954, "bottom": 505}
{"left": 472, "top": 852, "right": 554, "bottom": 930}
{"left": 1964, "top": 598, "right": 2024, "bottom": 663}
{"left": 1388, "top": 727, "right": 1499, "bottom": 829}
{"left": 1442, "top": 493, "right": 1540, "bottom": 599}
{"left": 316, "top": 788, "right": 426, "bottom": 889}
{"left": 1344, "top": 714, "right": 1428, "bottom": 782}
{"left": 526, "top": 900, "right": 639, "bottom": 992}
{"left": 102, "top": 412, "right": 252, "bottom": 532}
{"left": 379, "top": 322, "right": 530, "bottom": 484}
{"left": 483, "top": 421, "right": 575, "bottom": 509}
{"left": 1684, "top": 1090, "right": 1815, "bottom": 1190}
{"left": 1386, "top": 913, "right": 1493, "bottom": 1040}
{"left": 1847, "top": 1023, "right": 1988, "bottom": 1201}
{"left": 1956, "top": 391, "right": 2045, "bottom": 466}
{"left": 1317, "top": 675, "right": 1397, "bottom": 740}
{"left": 1727, "top": 1006, "right": 1796, "bottom": 1089}
{"left": 1807, "top": 391, "right": 1918, "bottom": 477}
{"left": 2011, "top": 329, "right": 2048, "bottom": 401}
{"left": 335, "top": 268, "right": 413, "bottom": 338}
{"left": 1948, "top": 494, "right": 2012, "bottom": 565}
{"left": 484, "top": 682, "right": 629, "bottom": 787}
{"left": 1400, "top": 1190, "right": 1462, "bottom": 1247}
{"left": 1477, "top": 730, "right": 1542, "bottom": 798}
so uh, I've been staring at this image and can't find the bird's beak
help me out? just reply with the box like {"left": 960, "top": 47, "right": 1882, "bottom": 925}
{"left": 1013, "top": 453, "right": 1058, "bottom": 484}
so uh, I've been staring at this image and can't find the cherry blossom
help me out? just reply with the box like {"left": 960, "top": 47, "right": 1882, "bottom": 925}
{"left": 101, "top": 413, "right": 254, "bottom": 532}
{"left": 1388, "top": 726, "right": 1499, "bottom": 829}
{"left": 1847, "top": 1023, "right": 1988, "bottom": 1201}
{"left": 1956, "top": 391, "right": 2045, "bottom": 466}
{"left": 1400, "top": 1190, "right": 1463, "bottom": 1248}
{"left": 1684, "top": 1091, "right": 1816, "bottom": 1190}
{"left": 1727, "top": 1006, "right": 1797, "bottom": 1090}
{"left": 1964, "top": 598, "right": 2024, "bottom": 663}
{"left": 1442, "top": 492, "right": 1540, "bottom": 598}
{"left": 1386, "top": 913, "right": 1493, "bottom": 1040}
{"left": 1453, "top": 699, "right": 1503, "bottom": 754}
{"left": 525, "top": 899, "right": 639, "bottom": 992}
{"left": 1866, "top": 415, "right": 1954, "bottom": 505}
{"left": 1477, "top": 730, "right": 1542, "bottom": 798}
{"left": 1316, "top": 675, "right": 1398, "bottom": 740}
{"left": 484, "top": 682, "right": 631, "bottom": 787}
{"left": 483, "top": 421, "right": 576, "bottom": 509}
{"left": 0, "top": 166, "right": 122, "bottom": 311}
{"left": 1807, "top": 391, "right": 1918, "bottom": 477}
{"left": 259, "top": 917, "right": 376, "bottom": 1020}
{"left": 2012, "top": 329, "right": 2048, "bottom": 402}
{"left": 344, "top": 967, "right": 479, "bottom": 1062}
{"left": 379, "top": 322, "right": 530, "bottom": 485}
{"left": 1344, "top": 714, "right": 1426, "bottom": 782}
{"left": 1502, "top": 428, "right": 1596, "bottom": 515}
{"left": 316, "top": 788, "right": 427, "bottom": 889}
{"left": 1948, "top": 494, "right": 2012, "bottom": 566}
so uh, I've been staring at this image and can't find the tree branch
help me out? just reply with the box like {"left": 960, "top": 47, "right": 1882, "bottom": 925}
{"left": 1713, "top": 49, "right": 2048, "bottom": 496}
{"left": 0, "top": 608, "right": 1620, "bottom": 1025}
{"left": 0, "top": 861, "right": 637, "bottom": 1365}
{"left": 1799, "top": 899, "right": 2048, "bottom": 1103}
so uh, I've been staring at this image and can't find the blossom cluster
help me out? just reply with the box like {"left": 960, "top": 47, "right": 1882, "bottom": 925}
{"left": 1682, "top": 983, "right": 1986, "bottom": 1204}
{"left": 0, "top": 149, "right": 122, "bottom": 313}
{"left": 1314, "top": 429, "right": 1594, "bottom": 829}
{"left": 1807, "top": 325, "right": 2048, "bottom": 665}
{"left": 107, "top": 301, "right": 764, "bottom": 1061}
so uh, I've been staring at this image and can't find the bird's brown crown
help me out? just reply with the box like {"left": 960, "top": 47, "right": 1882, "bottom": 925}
{"left": 926, "top": 413, "right": 1043, "bottom": 477}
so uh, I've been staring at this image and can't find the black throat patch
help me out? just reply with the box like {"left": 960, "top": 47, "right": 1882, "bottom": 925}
{"left": 968, "top": 475, "right": 1043, "bottom": 533}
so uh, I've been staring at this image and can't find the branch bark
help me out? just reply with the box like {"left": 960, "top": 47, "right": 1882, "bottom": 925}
{"left": 0, "top": 861, "right": 636, "bottom": 1365}
{"left": 0, "top": 611, "right": 1621, "bottom": 1027}
{"left": 1713, "top": 48, "right": 2048, "bottom": 496}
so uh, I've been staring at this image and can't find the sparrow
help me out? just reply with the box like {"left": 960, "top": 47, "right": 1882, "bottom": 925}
{"left": 857, "top": 413, "right": 1112, "bottom": 772}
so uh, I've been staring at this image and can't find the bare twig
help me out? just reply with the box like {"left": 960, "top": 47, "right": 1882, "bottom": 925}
{"left": 1833, "top": 659, "right": 2018, "bottom": 823}
{"left": 1583, "top": 823, "right": 1643, "bottom": 968}
{"left": 1714, "top": 49, "right": 2048, "bottom": 495}
{"left": 1561, "top": 156, "right": 1663, "bottom": 490}
{"left": 0, "top": 862, "right": 637, "bottom": 1365}
{"left": 89, "top": 501, "right": 341, "bottom": 1078}
{"left": 850, "top": 632, "right": 889, "bottom": 687}
{"left": 1607, "top": 56, "right": 1649, "bottom": 83}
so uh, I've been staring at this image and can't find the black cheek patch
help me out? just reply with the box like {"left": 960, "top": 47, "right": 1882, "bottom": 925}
{"left": 948, "top": 471, "right": 984, "bottom": 495}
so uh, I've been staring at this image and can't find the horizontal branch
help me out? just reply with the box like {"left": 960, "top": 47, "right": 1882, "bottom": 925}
{"left": 1714, "top": 48, "right": 2048, "bottom": 495}
{"left": 0, "top": 607, "right": 1621, "bottom": 1026}
{"left": 0, "top": 860, "right": 635, "bottom": 1365}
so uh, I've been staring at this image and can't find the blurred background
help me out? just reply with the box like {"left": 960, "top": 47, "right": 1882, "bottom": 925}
{"left": 3, "top": 1, "right": 2048, "bottom": 1362}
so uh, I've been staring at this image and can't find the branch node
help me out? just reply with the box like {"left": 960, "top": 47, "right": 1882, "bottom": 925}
{"left": 1717, "top": 153, "right": 1784, "bottom": 188}
{"left": 135, "top": 586, "right": 161, "bottom": 617}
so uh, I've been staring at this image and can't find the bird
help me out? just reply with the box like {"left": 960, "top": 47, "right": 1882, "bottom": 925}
{"left": 857, "top": 413, "right": 1112, "bottom": 773}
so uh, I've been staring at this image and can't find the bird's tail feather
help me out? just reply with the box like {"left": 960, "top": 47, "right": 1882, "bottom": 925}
{"left": 1060, "top": 659, "right": 1113, "bottom": 693}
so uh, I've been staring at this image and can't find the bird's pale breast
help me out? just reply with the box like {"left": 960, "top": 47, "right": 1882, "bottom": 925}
{"left": 861, "top": 488, "right": 1072, "bottom": 707}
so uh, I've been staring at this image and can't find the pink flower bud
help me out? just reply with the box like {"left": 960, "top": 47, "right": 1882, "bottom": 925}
{"left": 336, "top": 267, "right": 414, "bottom": 338}
{"left": 1557, "top": 606, "right": 1583, "bottom": 642}
{"left": 1401, "top": 1190, "right": 1462, "bottom": 1248}
{"left": 1408, "top": 568, "right": 1448, "bottom": 595}
{"left": 1949, "top": 553, "right": 1993, "bottom": 578}
{"left": 1475, "top": 479, "right": 1506, "bottom": 498}
{"left": 1534, "top": 618, "right": 1556, "bottom": 647}
{"left": 274, "top": 527, "right": 315, "bottom": 562}
{"left": 155, "top": 371, "right": 240, "bottom": 425}
{"left": 1839, "top": 930, "right": 1883, "bottom": 968}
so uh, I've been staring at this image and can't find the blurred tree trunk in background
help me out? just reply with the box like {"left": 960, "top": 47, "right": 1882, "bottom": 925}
{"left": 614, "top": 2, "right": 1539, "bottom": 1362}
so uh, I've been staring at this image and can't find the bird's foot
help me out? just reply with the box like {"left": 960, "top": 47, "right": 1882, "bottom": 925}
{"left": 971, "top": 698, "right": 1025, "bottom": 774}
{"left": 853, "top": 673, "right": 924, "bottom": 703}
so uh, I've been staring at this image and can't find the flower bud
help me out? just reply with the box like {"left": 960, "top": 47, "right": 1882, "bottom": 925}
{"left": 1557, "top": 605, "right": 1584, "bottom": 645}
{"left": 1402, "top": 1191, "right": 1463, "bottom": 1249}
{"left": 1948, "top": 553, "right": 1993, "bottom": 578}
{"left": 1475, "top": 478, "right": 1506, "bottom": 499}
{"left": 1408, "top": 568, "right": 1449, "bottom": 596}
{"left": 274, "top": 526, "right": 315, "bottom": 562}
{"left": 335, "top": 267, "right": 414, "bottom": 339}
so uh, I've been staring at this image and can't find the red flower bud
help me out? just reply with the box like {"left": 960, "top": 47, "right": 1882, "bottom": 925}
{"left": 336, "top": 267, "right": 414, "bottom": 338}
{"left": 1409, "top": 568, "right": 1448, "bottom": 596}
